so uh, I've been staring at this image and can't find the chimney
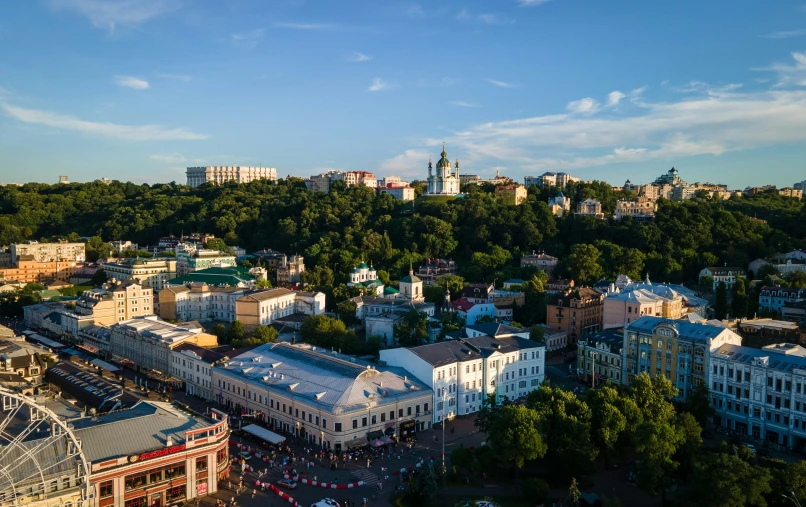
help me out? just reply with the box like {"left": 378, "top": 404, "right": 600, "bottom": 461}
{"left": 166, "top": 436, "right": 174, "bottom": 447}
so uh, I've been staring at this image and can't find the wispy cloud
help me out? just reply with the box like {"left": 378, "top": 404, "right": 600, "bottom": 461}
{"left": 607, "top": 91, "right": 626, "bottom": 106}
{"left": 49, "top": 0, "right": 181, "bottom": 32}
{"left": 404, "top": 3, "right": 425, "bottom": 18}
{"left": 368, "top": 78, "right": 391, "bottom": 92}
{"left": 348, "top": 52, "right": 372, "bottom": 63}
{"left": 457, "top": 9, "right": 513, "bottom": 25}
{"left": 1, "top": 102, "right": 207, "bottom": 141}
{"left": 376, "top": 149, "right": 431, "bottom": 178}
{"left": 451, "top": 101, "right": 480, "bottom": 108}
{"left": 456, "top": 8, "right": 470, "bottom": 20}
{"left": 114, "top": 75, "right": 150, "bottom": 90}
{"left": 755, "top": 51, "right": 806, "bottom": 86}
{"left": 274, "top": 22, "right": 338, "bottom": 30}
{"left": 157, "top": 73, "right": 192, "bottom": 82}
{"left": 487, "top": 78, "right": 513, "bottom": 88}
{"left": 566, "top": 97, "right": 600, "bottom": 114}
{"left": 231, "top": 29, "right": 265, "bottom": 49}
{"left": 517, "top": 0, "right": 553, "bottom": 6}
{"left": 761, "top": 29, "right": 806, "bottom": 39}
{"left": 150, "top": 154, "right": 204, "bottom": 164}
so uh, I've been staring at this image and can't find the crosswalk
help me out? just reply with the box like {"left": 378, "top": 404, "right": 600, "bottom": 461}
{"left": 350, "top": 469, "right": 394, "bottom": 494}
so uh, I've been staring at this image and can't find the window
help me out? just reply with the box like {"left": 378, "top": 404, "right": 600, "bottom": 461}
{"left": 196, "top": 456, "right": 207, "bottom": 471}
{"left": 166, "top": 485, "right": 186, "bottom": 502}
{"left": 381, "top": 412, "right": 386, "bottom": 422}
{"left": 362, "top": 417, "right": 367, "bottom": 427}
{"left": 335, "top": 422, "right": 342, "bottom": 432}
{"left": 353, "top": 419, "right": 358, "bottom": 429}
{"left": 399, "top": 409, "right": 403, "bottom": 418}
{"left": 100, "top": 481, "right": 113, "bottom": 498}
{"left": 424, "top": 402, "right": 429, "bottom": 412}
{"left": 125, "top": 472, "right": 148, "bottom": 490}
{"left": 371, "top": 415, "right": 377, "bottom": 424}
{"left": 322, "top": 419, "right": 327, "bottom": 429}
{"left": 125, "top": 497, "right": 148, "bottom": 507}
{"left": 390, "top": 411, "right": 395, "bottom": 420}
{"left": 149, "top": 469, "right": 162, "bottom": 484}
{"left": 407, "top": 406, "right": 412, "bottom": 416}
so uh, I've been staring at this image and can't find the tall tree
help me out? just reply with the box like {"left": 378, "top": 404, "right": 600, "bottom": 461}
{"left": 565, "top": 243, "right": 604, "bottom": 284}
{"left": 394, "top": 309, "right": 429, "bottom": 347}
{"left": 683, "top": 383, "right": 715, "bottom": 428}
{"left": 629, "top": 372, "right": 678, "bottom": 423}
{"left": 585, "top": 385, "right": 638, "bottom": 465}
{"left": 250, "top": 325, "right": 278, "bottom": 344}
{"left": 731, "top": 277, "right": 748, "bottom": 319}
{"left": 634, "top": 419, "right": 682, "bottom": 505}
{"left": 714, "top": 281, "right": 728, "bottom": 319}
{"left": 486, "top": 405, "right": 547, "bottom": 471}
{"left": 684, "top": 452, "right": 772, "bottom": 507}
{"left": 226, "top": 320, "right": 246, "bottom": 344}
{"left": 527, "top": 385, "right": 596, "bottom": 471}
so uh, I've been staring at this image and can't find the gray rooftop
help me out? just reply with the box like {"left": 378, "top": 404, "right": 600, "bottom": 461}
{"left": 215, "top": 343, "right": 431, "bottom": 415}
{"left": 72, "top": 401, "right": 212, "bottom": 462}
{"left": 713, "top": 343, "right": 806, "bottom": 374}
{"left": 626, "top": 316, "right": 733, "bottom": 343}
{"left": 409, "top": 335, "right": 542, "bottom": 367}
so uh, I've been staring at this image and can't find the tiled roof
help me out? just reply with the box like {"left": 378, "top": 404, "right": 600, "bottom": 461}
{"left": 452, "top": 298, "right": 475, "bottom": 311}
{"left": 215, "top": 343, "right": 430, "bottom": 414}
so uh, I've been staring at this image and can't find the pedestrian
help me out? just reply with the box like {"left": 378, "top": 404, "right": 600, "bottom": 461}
{"left": 252, "top": 489, "right": 256, "bottom": 499}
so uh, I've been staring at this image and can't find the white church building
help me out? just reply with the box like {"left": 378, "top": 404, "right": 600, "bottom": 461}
{"left": 425, "top": 145, "right": 461, "bottom": 196}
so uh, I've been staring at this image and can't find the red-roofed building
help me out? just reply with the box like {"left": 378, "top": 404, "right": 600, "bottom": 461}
{"left": 452, "top": 297, "right": 495, "bottom": 325}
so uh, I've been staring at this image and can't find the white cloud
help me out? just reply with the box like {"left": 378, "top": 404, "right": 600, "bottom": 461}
{"left": 114, "top": 75, "right": 150, "bottom": 90}
{"left": 451, "top": 101, "right": 480, "bottom": 107}
{"left": 607, "top": 91, "right": 626, "bottom": 106}
{"left": 231, "top": 29, "right": 265, "bottom": 49}
{"left": 368, "top": 78, "right": 391, "bottom": 92}
{"left": 49, "top": 0, "right": 180, "bottom": 32}
{"left": 274, "top": 22, "right": 337, "bottom": 30}
{"left": 1, "top": 102, "right": 207, "bottom": 141}
{"left": 566, "top": 97, "right": 600, "bottom": 114}
{"left": 404, "top": 4, "right": 425, "bottom": 18}
{"left": 376, "top": 149, "right": 432, "bottom": 178}
{"left": 381, "top": 86, "right": 806, "bottom": 175}
{"left": 761, "top": 29, "right": 806, "bottom": 39}
{"left": 456, "top": 8, "right": 470, "bottom": 20}
{"left": 157, "top": 73, "right": 192, "bottom": 81}
{"left": 150, "top": 154, "right": 204, "bottom": 164}
{"left": 517, "top": 0, "right": 552, "bottom": 6}
{"left": 487, "top": 78, "right": 513, "bottom": 88}
{"left": 756, "top": 51, "right": 806, "bottom": 86}
{"left": 348, "top": 52, "right": 372, "bottom": 63}
{"left": 456, "top": 10, "right": 513, "bottom": 25}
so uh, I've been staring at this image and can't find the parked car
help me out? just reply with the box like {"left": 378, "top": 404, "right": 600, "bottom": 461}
{"left": 277, "top": 479, "right": 297, "bottom": 489}
{"left": 743, "top": 443, "right": 757, "bottom": 455}
{"left": 239, "top": 451, "right": 253, "bottom": 461}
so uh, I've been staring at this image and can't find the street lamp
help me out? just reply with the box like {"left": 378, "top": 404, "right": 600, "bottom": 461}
{"left": 782, "top": 491, "right": 803, "bottom": 507}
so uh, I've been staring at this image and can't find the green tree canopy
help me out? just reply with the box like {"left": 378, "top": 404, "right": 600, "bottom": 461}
{"left": 486, "top": 404, "right": 547, "bottom": 469}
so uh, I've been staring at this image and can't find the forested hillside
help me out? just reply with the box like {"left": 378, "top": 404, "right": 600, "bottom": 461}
{"left": 1, "top": 179, "right": 804, "bottom": 286}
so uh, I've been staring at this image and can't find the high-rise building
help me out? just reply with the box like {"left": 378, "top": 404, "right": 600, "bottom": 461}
{"left": 186, "top": 166, "right": 278, "bottom": 187}
{"left": 10, "top": 240, "right": 85, "bottom": 263}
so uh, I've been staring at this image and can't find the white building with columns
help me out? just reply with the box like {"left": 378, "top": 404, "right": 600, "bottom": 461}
{"left": 425, "top": 145, "right": 461, "bottom": 196}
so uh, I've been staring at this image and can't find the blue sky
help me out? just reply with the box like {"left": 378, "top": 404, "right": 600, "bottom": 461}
{"left": 2, "top": 0, "right": 806, "bottom": 187}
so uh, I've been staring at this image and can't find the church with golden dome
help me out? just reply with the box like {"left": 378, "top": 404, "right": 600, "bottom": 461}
{"left": 425, "top": 144, "right": 461, "bottom": 196}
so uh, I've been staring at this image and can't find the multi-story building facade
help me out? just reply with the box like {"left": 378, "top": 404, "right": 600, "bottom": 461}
{"left": 614, "top": 197, "right": 657, "bottom": 221}
{"left": 577, "top": 328, "right": 624, "bottom": 385}
{"left": 276, "top": 255, "right": 305, "bottom": 285}
{"left": 186, "top": 166, "right": 277, "bottom": 188}
{"left": 109, "top": 316, "right": 218, "bottom": 374}
{"left": 171, "top": 343, "right": 233, "bottom": 400}
{"left": 547, "top": 192, "right": 571, "bottom": 216}
{"left": 520, "top": 252, "right": 558, "bottom": 276}
{"left": 698, "top": 266, "right": 745, "bottom": 291}
{"left": 332, "top": 171, "right": 377, "bottom": 189}
{"left": 603, "top": 288, "right": 684, "bottom": 329}
{"left": 495, "top": 184, "right": 527, "bottom": 205}
{"left": 623, "top": 316, "right": 742, "bottom": 401}
{"left": 378, "top": 185, "right": 415, "bottom": 201}
{"left": 779, "top": 187, "right": 804, "bottom": 199}
{"left": 159, "top": 283, "right": 252, "bottom": 322}
{"left": 213, "top": 343, "right": 433, "bottom": 448}
{"left": 0, "top": 258, "right": 79, "bottom": 284}
{"left": 79, "top": 402, "right": 230, "bottom": 507}
{"left": 523, "top": 172, "right": 579, "bottom": 188}
{"left": 758, "top": 286, "right": 806, "bottom": 314}
{"left": 101, "top": 258, "right": 178, "bottom": 291}
{"left": 711, "top": 342, "right": 806, "bottom": 448}
{"left": 176, "top": 249, "right": 236, "bottom": 276}
{"left": 749, "top": 255, "right": 806, "bottom": 278}
{"left": 381, "top": 335, "right": 545, "bottom": 423}
{"left": 575, "top": 198, "right": 605, "bottom": 219}
{"left": 416, "top": 258, "right": 457, "bottom": 286}
{"left": 546, "top": 288, "right": 605, "bottom": 345}
{"left": 235, "top": 288, "right": 299, "bottom": 327}
{"left": 109, "top": 240, "right": 138, "bottom": 254}
{"left": 250, "top": 249, "right": 288, "bottom": 268}
{"left": 76, "top": 281, "right": 154, "bottom": 325}
{"left": 10, "top": 241, "right": 85, "bottom": 263}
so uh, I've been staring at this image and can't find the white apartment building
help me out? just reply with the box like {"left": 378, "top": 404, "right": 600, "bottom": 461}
{"left": 711, "top": 343, "right": 806, "bottom": 449}
{"left": 524, "top": 172, "right": 580, "bottom": 188}
{"left": 186, "top": 166, "right": 278, "bottom": 188}
{"left": 10, "top": 241, "right": 85, "bottom": 263}
{"left": 698, "top": 266, "right": 745, "bottom": 291}
{"left": 378, "top": 186, "right": 415, "bottom": 201}
{"left": 212, "top": 343, "right": 434, "bottom": 448}
{"left": 171, "top": 343, "right": 231, "bottom": 400}
{"left": 109, "top": 315, "right": 217, "bottom": 374}
{"left": 381, "top": 335, "right": 545, "bottom": 424}
{"left": 309, "top": 171, "right": 377, "bottom": 193}
{"left": 159, "top": 283, "right": 252, "bottom": 322}
{"left": 614, "top": 197, "right": 657, "bottom": 221}
{"left": 101, "top": 257, "right": 178, "bottom": 291}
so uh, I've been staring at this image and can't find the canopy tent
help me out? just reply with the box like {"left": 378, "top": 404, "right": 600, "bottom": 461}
{"left": 242, "top": 424, "right": 286, "bottom": 445}
{"left": 91, "top": 358, "right": 119, "bottom": 372}
{"left": 29, "top": 334, "right": 64, "bottom": 349}
{"left": 370, "top": 439, "right": 384, "bottom": 448}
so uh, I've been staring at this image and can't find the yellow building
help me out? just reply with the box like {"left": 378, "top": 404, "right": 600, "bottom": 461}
{"left": 495, "top": 184, "right": 528, "bottom": 205}
{"left": 75, "top": 280, "right": 154, "bottom": 325}
{"left": 623, "top": 316, "right": 741, "bottom": 401}
{"left": 0, "top": 257, "right": 79, "bottom": 284}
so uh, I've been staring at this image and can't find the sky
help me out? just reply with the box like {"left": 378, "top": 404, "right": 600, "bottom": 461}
{"left": 2, "top": 1, "right": 806, "bottom": 187}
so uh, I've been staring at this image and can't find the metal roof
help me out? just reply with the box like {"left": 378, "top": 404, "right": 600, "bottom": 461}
{"left": 626, "top": 316, "right": 733, "bottom": 343}
{"left": 713, "top": 343, "right": 806, "bottom": 373}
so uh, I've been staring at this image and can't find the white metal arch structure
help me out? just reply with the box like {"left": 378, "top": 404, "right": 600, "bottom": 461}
{"left": 0, "top": 388, "right": 91, "bottom": 507}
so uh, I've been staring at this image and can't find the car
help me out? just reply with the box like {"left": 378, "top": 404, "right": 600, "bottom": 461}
{"left": 743, "top": 443, "right": 757, "bottom": 454}
{"left": 309, "top": 499, "right": 340, "bottom": 507}
{"left": 239, "top": 451, "right": 253, "bottom": 461}
{"left": 277, "top": 479, "right": 298, "bottom": 490}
